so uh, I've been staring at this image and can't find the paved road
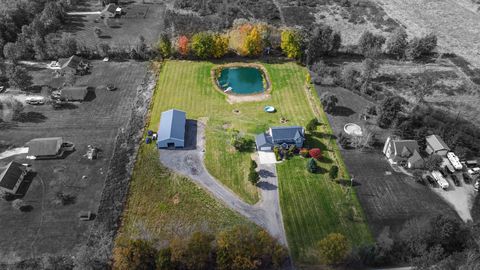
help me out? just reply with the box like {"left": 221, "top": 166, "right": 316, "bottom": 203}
{"left": 159, "top": 119, "right": 288, "bottom": 246}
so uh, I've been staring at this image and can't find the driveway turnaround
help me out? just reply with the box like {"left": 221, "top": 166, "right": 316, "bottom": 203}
{"left": 159, "top": 119, "right": 288, "bottom": 246}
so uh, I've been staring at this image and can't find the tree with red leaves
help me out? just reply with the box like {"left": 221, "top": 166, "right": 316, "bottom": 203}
{"left": 177, "top": 35, "right": 189, "bottom": 56}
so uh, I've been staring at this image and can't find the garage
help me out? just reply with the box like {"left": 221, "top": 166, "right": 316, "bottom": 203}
{"left": 156, "top": 109, "right": 186, "bottom": 149}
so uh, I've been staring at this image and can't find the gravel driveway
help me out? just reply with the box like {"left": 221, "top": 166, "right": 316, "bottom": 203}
{"left": 159, "top": 119, "right": 288, "bottom": 246}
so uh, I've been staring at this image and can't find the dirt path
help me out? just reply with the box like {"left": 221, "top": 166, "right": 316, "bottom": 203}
{"left": 159, "top": 119, "right": 288, "bottom": 246}
{"left": 374, "top": 0, "right": 480, "bottom": 67}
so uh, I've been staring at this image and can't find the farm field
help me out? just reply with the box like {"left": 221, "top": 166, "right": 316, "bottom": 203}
{"left": 141, "top": 60, "right": 372, "bottom": 263}
{"left": 0, "top": 61, "right": 148, "bottom": 263}
{"left": 375, "top": 0, "right": 480, "bottom": 68}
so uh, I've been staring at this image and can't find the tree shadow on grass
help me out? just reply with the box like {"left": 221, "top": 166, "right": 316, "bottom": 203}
{"left": 332, "top": 106, "right": 355, "bottom": 117}
{"left": 258, "top": 169, "right": 275, "bottom": 178}
{"left": 16, "top": 112, "right": 47, "bottom": 123}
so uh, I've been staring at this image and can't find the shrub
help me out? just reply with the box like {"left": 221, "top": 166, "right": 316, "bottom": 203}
{"left": 337, "top": 133, "right": 350, "bottom": 148}
{"left": 341, "top": 65, "right": 361, "bottom": 91}
{"left": 248, "top": 169, "right": 260, "bottom": 185}
{"left": 6, "top": 65, "right": 33, "bottom": 91}
{"left": 156, "top": 247, "right": 173, "bottom": 270}
{"left": 273, "top": 146, "right": 281, "bottom": 161}
{"left": 307, "top": 158, "right": 319, "bottom": 173}
{"left": 321, "top": 93, "right": 339, "bottom": 114}
{"left": 306, "top": 118, "right": 319, "bottom": 133}
{"left": 12, "top": 199, "right": 26, "bottom": 211}
{"left": 309, "top": 148, "right": 322, "bottom": 160}
{"left": 190, "top": 32, "right": 215, "bottom": 59}
{"left": 113, "top": 239, "right": 157, "bottom": 270}
{"left": 170, "top": 232, "right": 214, "bottom": 270}
{"left": 56, "top": 192, "right": 76, "bottom": 205}
{"left": 317, "top": 233, "right": 350, "bottom": 265}
{"left": 406, "top": 33, "right": 437, "bottom": 60}
{"left": 306, "top": 24, "right": 341, "bottom": 64}
{"left": 157, "top": 33, "right": 172, "bottom": 58}
{"left": 299, "top": 148, "right": 310, "bottom": 158}
{"left": 425, "top": 154, "right": 443, "bottom": 171}
{"left": 177, "top": 35, "right": 189, "bottom": 56}
{"left": 329, "top": 165, "right": 339, "bottom": 180}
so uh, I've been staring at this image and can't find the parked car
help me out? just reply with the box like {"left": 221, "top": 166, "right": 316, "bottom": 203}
{"left": 451, "top": 174, "right": 460, "bottom": 186}
{"left": 25, "top": 96, "right": 45, "bottom": 105}
{"left": 425, "top": 175, "right": 436, "bottom": 187}
{"left": 463, "top": 172, "right": 472, "bottom": 184}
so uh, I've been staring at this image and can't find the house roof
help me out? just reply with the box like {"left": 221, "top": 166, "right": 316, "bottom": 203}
{"left": 270, "top": 126, "right": 304, "bottom": 142}
{"left": 393, "top": 140, "right": 419, "bottom": 157}
{"left": 255, "top": 133, "right": 273, "bottom": 147}
{"left": 60, "top": 56, "right": 84, "bottom": 70}
{"left": 426, "top": 135, "right": 450, "bottom": 152}
{"left": 408, "top": 150, "right": 424, "bottom": 165}
{"left": 157, "top": 109, "right": 186, "bottom": 142}
{"left": 61, "top": 87, "right": 88, "bottom": 100}
{"left": 103, "top": 4, "right": 118, "bottom": 13}
{"left": 0, "top": 161, "right": 26, "bottom": 191}
{"left": 27, "top": 137, "right": 63, "bottom": 157}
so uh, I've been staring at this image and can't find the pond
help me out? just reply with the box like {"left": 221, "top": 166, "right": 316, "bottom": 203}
{"left": 217, "top": 67, "right": 265, "bottom": 95}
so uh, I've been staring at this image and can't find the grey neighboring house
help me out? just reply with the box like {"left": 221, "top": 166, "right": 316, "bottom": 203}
{"left": 60, "top": 86, "right": 89, "bottom": 101}
{"left": 0, "top": 161, "right": 27, "bottom": 194}
{"left": 157, "top": 109, "right": 186, "bottom": 148}
{"left": 255, "top": 126, "right": 305, "bottom": 151}
{"left": 426, "top": 135, "right": 450, "bottom": 156}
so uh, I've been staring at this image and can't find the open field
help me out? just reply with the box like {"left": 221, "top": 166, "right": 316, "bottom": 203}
{"left": 141, "top": 60, "right": 372, "bottom": 264}
{"left": 65, "top": 1, "right": 166, "bottom": 48}
{"left": 375, "top": 0, "right": 480, "bottom": 68}
{"left": 0, "top": 61, "right": 148, "bottom": 263}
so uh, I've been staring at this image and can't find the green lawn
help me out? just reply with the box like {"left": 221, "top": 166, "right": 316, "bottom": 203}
{"left": 127, "top": 60, "right": 372, "bottom": 263}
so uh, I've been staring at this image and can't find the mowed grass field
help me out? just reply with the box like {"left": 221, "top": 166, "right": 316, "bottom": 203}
{"left": 143, "top": 60, "right": 372, "bottom": 263}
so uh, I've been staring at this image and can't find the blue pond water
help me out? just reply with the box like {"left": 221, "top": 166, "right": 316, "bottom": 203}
{"left": 217, "top": 67, "right": 264, "bottom": 94}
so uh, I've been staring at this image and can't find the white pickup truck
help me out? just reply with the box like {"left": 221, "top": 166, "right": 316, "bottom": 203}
{"left": 432, "top": 170, "right": 449, "bottom": 190}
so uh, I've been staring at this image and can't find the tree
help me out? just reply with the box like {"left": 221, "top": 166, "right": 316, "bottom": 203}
{"left": 177, "top": 35, "right": 189, "bottom": 56}
{"left": 321, "top": 93, "right": 339, "bottom": 114}
{"left": 32, "top": 35, "right": 48, "bottom": 60}
{"left": 216, "top": 226, "right": 287, "bottom": 270}
{"left": 360, "top": 58, "right": 379, "bottom": 93}
{"left": 157, "top": 33, "right": 171, "bottom": 58}
{"left": 137, "top": 35, "right": 148, "bottom": 59}
{"left": 0, "top": 95, "right": 24, "bottom": 121}
{"left": 57, "top": 33, "right": 77, "bottom": 58}
{"left": 385, "top": 27, "right": 408, "bottom": 59}
{"left": 191, "top": 32, "right": 215, "bottom": 59}
{"left": 425, "top": 154, "right": 443, "bottom": 171}
{"left": 329, "top": 165, "right": 339, "bottom": 179}
{"left": 306, "top": 118, "right": 319, "bottom": 133}
{"left": 406, "top": 33, "right": 437, "bottom": 60}
{"left": 306, "top": 24, "right": 341, "bottom": 65}
{"left": 112, "top": 239, "right": 156, "bottom": 270}
{"left": 3, "top": 42, "right": 19, "bottom": 60}
{"left": 229, "top": 129, "right": 253, "bottom": 152}
{"left": 358, "top": 31, "right": 386, "bottom": 58}
{"left": 248, "top": 160, "right": 260, "bottom": 185}
{"left": 98, "top": 43, "right": 110, "bottom": 58}
{"left": 317, "top": 233, "right": 350, "bottom": 265}
{"left": 12, "top": 199, "right": 26, "bottom": 211}
{"left": 6, "top": 64, "right": 32, "bottom": 91}
{"left": 212, "top": 34, "right": 229, "bottom": 58}
{"left": 307, "top": 158, "right": 319, "bottom": 173}
{"left": 377, "top": 96, "right": 404, "bottom": 128}
{"left": 280, "top": 28, "right": 303, "bottom": 59}
{"left": 94, "top": 27, "right": 102, "bottom": 38}
{"left": 341, "top": 65, "right": 361, "bottom": 90}
{"left": 170, "top": 232, "right": 213, "bottom": 270}
{"left": 243, "top": 25, "right": 263, "bottom": 57}
{"left": 309, "top": 148, "right": 322, "bottom": 160}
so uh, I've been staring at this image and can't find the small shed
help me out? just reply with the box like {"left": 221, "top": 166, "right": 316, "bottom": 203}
{"left": 157, "top": 109, "right": 186, "bottom": 148}
{"left": 426, "top": 135, "right": 450, "bottom": 156}
{"left": 61, "top": 87, "right": 89, "bottom": 101}
{"left": 0, "top": 161, "right": 27, "bottom": 194}
{"left": 27, "top": 137, "right": 64, "bottom": 159}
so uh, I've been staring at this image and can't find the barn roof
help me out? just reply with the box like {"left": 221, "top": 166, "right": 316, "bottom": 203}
{"left": 0, "top": 161, "right": 26, "bottom": 191}
{"left": 27, "top": 137, "right": 63, "bottom": 157}
{"left": 426, "top": 135, "right": 450, "bottom": 152}
{"left": 157, "top": 109, "right": 186, "bottom": 142}
{"left": 60, "top": 55, "right": 84, "bottom": 70}
{"left": 61, "top": 87, "right": 88, "bottom": 101}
